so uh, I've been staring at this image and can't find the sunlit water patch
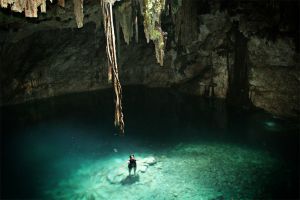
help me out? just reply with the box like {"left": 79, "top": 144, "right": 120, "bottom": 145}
{"left": 44, "top": 142, "right": 278, "bottom": 200}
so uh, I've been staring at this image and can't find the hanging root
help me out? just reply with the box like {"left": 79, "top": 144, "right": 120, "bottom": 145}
{"left": 1, "top": 0, "right": 169, "bottom": 134}
{"left": 101, "top": 0, "right": 125, "bottom": 134}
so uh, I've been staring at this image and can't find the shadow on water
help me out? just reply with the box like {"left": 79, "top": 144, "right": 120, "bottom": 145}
{"left": 0, "top": 86, "right": 299, "bottom": 199}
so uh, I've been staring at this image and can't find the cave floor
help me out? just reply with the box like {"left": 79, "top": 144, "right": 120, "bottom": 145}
{"left": 43, "top": 143, "right": 279, "bottom": 200}
{"left": 1, "top": 87, "right": 299, "bottom": 200}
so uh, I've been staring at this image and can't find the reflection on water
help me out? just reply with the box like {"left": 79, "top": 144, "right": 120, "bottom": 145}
{"left": 1, "top": 86, "right": 299, "bottom": 199}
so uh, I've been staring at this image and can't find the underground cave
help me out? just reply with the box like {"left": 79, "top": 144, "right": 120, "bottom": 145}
{"left": 0, "top": 0, "right": 299, "bottom": 199}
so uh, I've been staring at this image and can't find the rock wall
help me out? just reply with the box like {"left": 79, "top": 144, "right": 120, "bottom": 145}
{"left": 0, "top": 22, "right": 179, "bottom": 104}
{"left": 0, "top": 0, "right": 299, "bottom": 118}
{"left": 248, "top": 37, "right": 299, "bottom": 117}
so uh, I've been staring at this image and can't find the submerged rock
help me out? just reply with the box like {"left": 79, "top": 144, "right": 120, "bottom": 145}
{"left": 138, "top": 165, "right": 148, "bottom": 173}
{"left": 107, "top": 167, "right": 128, "bottom": 184}
{"left": 141, "top": 156, "right": 157, "bottom": 165}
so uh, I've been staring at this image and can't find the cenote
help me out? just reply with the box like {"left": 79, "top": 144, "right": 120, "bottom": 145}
{"left": 1, "top": 0, "right": 300, "bottom": 199}
{"left": 1, "top": 87, "right": 299, "bottom": 200}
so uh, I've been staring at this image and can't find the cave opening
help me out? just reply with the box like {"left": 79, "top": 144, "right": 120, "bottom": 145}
{"left": 0, "top": 0, "right": 299, "bottom": 199}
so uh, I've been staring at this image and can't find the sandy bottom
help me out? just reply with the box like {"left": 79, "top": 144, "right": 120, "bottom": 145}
{"left": 45, "top": 142, "right": 278, "bottom": 200}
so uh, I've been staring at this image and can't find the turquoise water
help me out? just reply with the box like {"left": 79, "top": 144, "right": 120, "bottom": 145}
{"left": 1, "top": 87, "right": 299, "bottom": 199}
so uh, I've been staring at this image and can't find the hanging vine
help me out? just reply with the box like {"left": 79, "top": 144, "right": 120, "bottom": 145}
{"left": 1, "top": 0, "right": 171, "bottom": 134}
{"left": 101, "top": 0, "right": 125, "bottom": 134}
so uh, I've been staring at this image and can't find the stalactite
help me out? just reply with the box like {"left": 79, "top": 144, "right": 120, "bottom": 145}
{"left": 58, "top": 0, "right": 65, "bottom": 7}
{"left": 115, "top": 0, "right": 133, "bottom": 45}
{"left": 170, "top": 0, "right": 182, "bottom": 22}
{"left": 174, "top": 0, "right": 197, "bottom": 46}
{"left": 1, "top": 0, "right": 171, "bottom": 133}
{"left": 73, "top": 0, "right": 84, "bottom": 28}
{"left": 1, "top": 0, "right": 51, "bottom": 17}
{"left": 135, "top": 15, "right": 138, "bottom": 43}
{"left": 133, "top": 0, "right": 139, "bottom": 43}
{"left": 11, "top": 0, "right": 25, "bottom": 13}
{"left": 0, "top": 0, "right": 8, "bottom": 8}
{"left": 25, "top": 0, "right": 38, "bottom": 17}
{"left": 142, "top": 0, "right": 166, "bottom": 66}
{"left": 40, "top": 0, "right": 46, "bottom": 13}
{"left": 101, "top": 0, "right": 125, "bottom": 134}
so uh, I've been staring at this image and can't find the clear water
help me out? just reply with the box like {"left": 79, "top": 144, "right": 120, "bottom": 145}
{"left": 1, "top": 86, "right": 299, "bottom": 199}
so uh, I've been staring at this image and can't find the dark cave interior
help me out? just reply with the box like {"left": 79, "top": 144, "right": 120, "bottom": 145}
{"left": 0, "top": 0, "right": 299, "bottom": 199}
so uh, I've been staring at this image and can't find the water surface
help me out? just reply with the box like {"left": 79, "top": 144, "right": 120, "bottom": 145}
{"left": 1, "top": 87, "right": 299, "bottom": 199}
